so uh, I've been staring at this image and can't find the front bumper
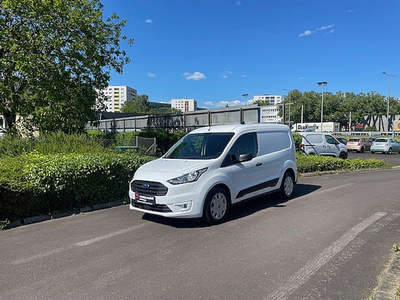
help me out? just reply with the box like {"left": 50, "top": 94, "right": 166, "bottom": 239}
{"left": 129, "top": 188, "right": 203, "bottom": 218}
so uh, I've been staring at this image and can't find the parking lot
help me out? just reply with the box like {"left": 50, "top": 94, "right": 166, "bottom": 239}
{"left": 347, "top": 150, "right": 400, "bottom": 165}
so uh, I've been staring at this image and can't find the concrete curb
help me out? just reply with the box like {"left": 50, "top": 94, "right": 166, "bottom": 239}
{"left": 4, "top": 200, "right": 124, "bottom": 230}
{"left": 299, "top": 166, "right": 399, "bottom": 178}
{"left": 373, "top": 251, "right": 400, "bottom": 300}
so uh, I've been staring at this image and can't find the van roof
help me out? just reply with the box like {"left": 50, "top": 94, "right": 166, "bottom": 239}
{"left": 189, "top": 124, "right": 290, "bottom": 134}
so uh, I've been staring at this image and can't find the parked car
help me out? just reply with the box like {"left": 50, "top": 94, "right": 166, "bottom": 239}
{"left": 129, "top": 124, "right": 298, "bottom": 224}
{"left": 300, "top": 132, "right": 348, "bottom": 159}
{"left": 346, "top": 138, "right": 372, "bottom": 153}
{"left": 336, "top": 137, "right": 348, "bottom": 145}
{"left": 370, "top": 138, "right": 400, "bottom": 154}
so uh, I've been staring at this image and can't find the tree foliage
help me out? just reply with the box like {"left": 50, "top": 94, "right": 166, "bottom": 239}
{"left": 0, "top": 0, "right": 133, "bottom": 133}
{"left": 280, "top": 89, "right": 400, "bottom": 127}
{"left": 121, "top": 94, "right": 181, "bottom": 114}
{"left": 253, "top": 99, "right": 270, "bottom": 106}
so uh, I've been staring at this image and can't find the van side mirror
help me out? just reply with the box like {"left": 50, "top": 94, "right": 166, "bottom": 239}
{"left": 239, "top": 153, "right": 253, "bottom": 162}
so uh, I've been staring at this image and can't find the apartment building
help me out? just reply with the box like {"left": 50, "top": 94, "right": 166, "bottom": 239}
{"left": 252, "top": 94, "right": 282, "bottom": 105}
{"left": 171, "top": 98, "right": 197, "bottom": 112}
{"left": 100, "top": 85, "right": 137, "bottom": 112}
{"left": 260, "top": 105, "right": 282, "bottom": 123}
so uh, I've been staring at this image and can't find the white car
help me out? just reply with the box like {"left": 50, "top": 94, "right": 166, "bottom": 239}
{"left": 300, "top": 132, "right": 348, "bottom": 159}
{"left": 129, "top": 124, "right": 298, "bottom": 224}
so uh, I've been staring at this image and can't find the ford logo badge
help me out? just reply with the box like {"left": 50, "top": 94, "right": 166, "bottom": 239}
{"left": 142, "top": 184, "right": 150, "bottom": 189}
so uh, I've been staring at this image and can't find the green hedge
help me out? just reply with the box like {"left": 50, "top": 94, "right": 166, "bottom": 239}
{"left": 296, "top": 154, "right": 390, "bottom": 173}
{"left": 0, "top": 152, "right": 154, "bottom": 221}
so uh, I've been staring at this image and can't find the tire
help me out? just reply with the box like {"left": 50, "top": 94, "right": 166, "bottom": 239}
{"left": 280, "top": 171, "right": 295, "bottom": 199}
{"left": 371, "top": 151, "right": 375, "bottom": 154}
{"left": 388, "top": 148, "right": 392, "bottom": 154}
{"left": 339, "top": 152, "right": 347, "bottom": 159}
{"left": 202, "top": 187, "right": 230, "bottom": 225}
{"left": 360, "top": 147, "right": 365, "bottom": 153}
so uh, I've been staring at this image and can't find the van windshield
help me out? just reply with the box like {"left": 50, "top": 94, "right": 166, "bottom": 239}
{"left": 164, "top": 133, "right": 234, "bottom": 159}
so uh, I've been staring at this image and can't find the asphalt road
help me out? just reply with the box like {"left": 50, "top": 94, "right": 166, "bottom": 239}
{"left": 348, "top": 150, "right": 400, "bottom": 165}
{"left": 1, "top": 169, "right": 400, "bottom": 300}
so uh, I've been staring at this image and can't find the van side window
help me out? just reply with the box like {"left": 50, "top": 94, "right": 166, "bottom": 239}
{"left": 306, "top": 134, "right": 323, "bottom": 144}
{"left": 223, "top": 133, "right": 258, "bottom": 165}
{"left": 325, "top": 135, "right": 336, "bottom": 145}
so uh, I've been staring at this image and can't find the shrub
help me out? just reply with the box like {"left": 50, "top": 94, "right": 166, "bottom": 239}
{"left": 296, "top": 154, "right": 390, "bottom": 173}
{"left": 292, "top": 133, "right": 302, "bottom": 152}
{"left": 0, "top": 152, "right": 154, "bottom": 221}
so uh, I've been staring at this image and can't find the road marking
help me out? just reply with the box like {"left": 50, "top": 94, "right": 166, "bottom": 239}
{"left": 266, "top": 212, "right": 387, "bottom": 300}
{"left": 76, "top": 223, "right": 148, "bottom": 246}
{"left": 312, "top": 183, "right": 353, "bottom": 196}
{"left": 12, "top": 223, "right": 148, "bottom": 265}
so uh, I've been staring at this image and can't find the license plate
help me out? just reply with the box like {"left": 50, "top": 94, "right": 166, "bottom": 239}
{"left": 135, "top": 193, "right": 155, "bottom": 205}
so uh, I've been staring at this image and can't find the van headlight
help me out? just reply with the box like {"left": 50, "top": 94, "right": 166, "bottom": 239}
{"left": 167, "top": 168, "right": 208, "bottom": 185}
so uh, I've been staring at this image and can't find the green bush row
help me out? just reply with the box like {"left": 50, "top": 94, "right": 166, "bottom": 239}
{"left": 0, "top": 152, "right": 154, "bottom": 221}
{"left": 296, "top": 154, "right": 391, "bottom": 173}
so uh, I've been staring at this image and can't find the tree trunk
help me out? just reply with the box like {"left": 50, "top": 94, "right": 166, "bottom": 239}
{"left": 3, "top": 110, "right": 17, "bottom": 131}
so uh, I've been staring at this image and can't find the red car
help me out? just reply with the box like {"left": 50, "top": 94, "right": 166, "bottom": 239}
{"left": 346, "top": 138, "right": 372, "bottom": 153}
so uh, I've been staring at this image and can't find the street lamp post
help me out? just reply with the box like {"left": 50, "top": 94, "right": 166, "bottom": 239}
{"left": 242, "top": 93, "right": 249, "bottom": 104}
{"left": 383, "top": 72, "right": 396, "bottom": 135}
{"left": 317, "top": 81, "right": 327, "bottom": 132}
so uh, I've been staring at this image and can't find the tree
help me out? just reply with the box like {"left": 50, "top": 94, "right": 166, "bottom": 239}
{"left": 0, "top": 0, "right": 133, "bottom": 133}
{"left": 121, "top": 95, "right": 151, "bottom": 114}
{"left": 253, "top": 99, "right": 270, "bottom": 106}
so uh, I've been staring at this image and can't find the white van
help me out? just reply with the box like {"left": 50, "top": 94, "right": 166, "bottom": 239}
{"left": 129, "top": 124, "right": 297, "bottom": 224}
{"left": 300, "top": 132, "right": 348, "bottom": 159}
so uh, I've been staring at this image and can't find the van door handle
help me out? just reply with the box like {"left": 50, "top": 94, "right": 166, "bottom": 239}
{"left": 256, "top": 162, "right": 262, "bottom": 167}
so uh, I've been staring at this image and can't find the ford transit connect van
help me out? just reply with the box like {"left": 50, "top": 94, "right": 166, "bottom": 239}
{"left": 300, "top": 132, "right": 348, "bottom": 159}
{"left": 129, "top": 124, "right": 297, "bottom": 224}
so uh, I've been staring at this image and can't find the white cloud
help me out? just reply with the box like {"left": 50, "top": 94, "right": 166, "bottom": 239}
{"left": 204, "top": 101, "right": 214, "bottom": 106}
{"left": 298, "top": 30, "right": 313, "bottom": 37}
{"left": 222, "top": 71, "right": 233, "bottom": 78}
{"left": 317, "top": 24, "right": 335, "bottom": 31}
{"left": 347, "top": 10, "right": 354, "bottom": 13}
{"left": 297, "top": 77, "right": 304, "bottom": 80}
{"left": 214, "top": 99, "right": 254, "bottom": 108}
{"left": 241, "top": 74, "right": 248, "bottom": 78}
{"left": 182, "top": 71, "right": 206, "bottom": 81}
{"left": 145, "top": 19, "right": 153, "bottom": 23}
{"left": 147, "top": 72, "right": 156, "bottom": 78}
{"left": 299, "top": 24, "right": 335, "bottom": 37}
{"left": 236, "top": 0, "right": 242, "bottom": 6}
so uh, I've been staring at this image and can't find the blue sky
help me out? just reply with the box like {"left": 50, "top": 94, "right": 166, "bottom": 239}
{"left": 102, "top": 0, "right": 399, "bottom": 108}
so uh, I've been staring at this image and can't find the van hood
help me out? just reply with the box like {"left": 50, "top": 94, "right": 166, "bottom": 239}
{"left": 134, "top": 158, "right": 212, "bottom": 181}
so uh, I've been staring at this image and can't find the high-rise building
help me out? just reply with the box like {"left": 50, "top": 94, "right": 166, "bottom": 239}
{"left": 252, "top": 94, "right": 282, "bottom": 105}
{"left": 99, "top": 85, "right": 137, "bottom": 112}
{"left": 171, "top": 98, "right": 197, "bottom": 112}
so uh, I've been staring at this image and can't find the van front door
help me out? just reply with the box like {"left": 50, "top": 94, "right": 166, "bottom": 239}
{"left": 224, "top": 133, "right": 265, "bottom": 204}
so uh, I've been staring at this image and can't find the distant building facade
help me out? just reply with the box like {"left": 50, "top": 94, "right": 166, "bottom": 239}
{"left": 252, "top": 94, "right": 282, "bottom": 105}
{"left": 260, "top": 105, "right": 282, "bottom": 123}
{"left": 171, "top": 98, "right": 197, "bottom": 112}
{"left": 99, "top": 85, "right": 137, "bottom": 112}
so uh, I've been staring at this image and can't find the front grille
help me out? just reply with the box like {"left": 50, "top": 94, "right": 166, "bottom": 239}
{"left": 131, "top": 180, "right": 168, "bottom": 196}
{"left": 131, "top": 200, "right": 172, "bottom": 213}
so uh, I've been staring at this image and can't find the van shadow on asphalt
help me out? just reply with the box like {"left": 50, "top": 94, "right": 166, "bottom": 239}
{"left": 142, "top": 183, "right": 321, "bottom": 228}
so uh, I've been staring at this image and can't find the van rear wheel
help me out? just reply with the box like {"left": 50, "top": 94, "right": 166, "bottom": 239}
{"left": 339, "top": 152, "right": 347, "bottom": 159}
{"left": 280, "top": 172, "right": 295, "bottom": 199}
{"left": 202, "top": 188, "right": 230, "bottom": 225}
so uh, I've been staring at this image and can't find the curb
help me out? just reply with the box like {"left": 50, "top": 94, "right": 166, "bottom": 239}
{"left": 299, "top": 166, "right": 399, "bottom": 178}
{"left": 4, "top": 200, "right": 124, "bottom": 230}
{"left": 373, "top": 250, "right": 400, "bottom": 300}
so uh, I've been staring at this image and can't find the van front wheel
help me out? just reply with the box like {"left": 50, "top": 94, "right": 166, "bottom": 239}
{"left": 280, "top": 172, "right": 295, "bottom": 199}
{"left": 202, "top": 188, "right": 230, "bottom": 225}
